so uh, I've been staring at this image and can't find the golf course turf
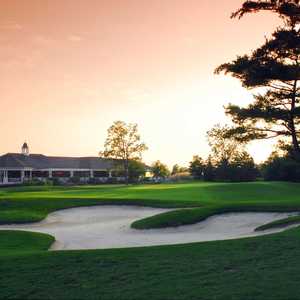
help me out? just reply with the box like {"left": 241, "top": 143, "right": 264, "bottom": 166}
{"left": 1, "top": 181, "right": 300, "bottom": 299}
{"left": 1, "top": 181, "right": 300, "bottom": 228}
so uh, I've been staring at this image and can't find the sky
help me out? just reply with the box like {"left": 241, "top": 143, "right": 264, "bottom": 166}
{"left": 0, "top": 0, "right": 283, "bottom": 167}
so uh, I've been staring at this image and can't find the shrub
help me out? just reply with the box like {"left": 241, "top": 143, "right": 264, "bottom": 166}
{"left": 24, "top": 179, "right": 50, "bottom": 186}
{"left": 106, "top": 177, "right": 120, "bottom": 184}
{"left": 52, "top": 178, "right": 63, "bottom": 186}
{"left": 69, "top": 176, "right": 81, "bottom": 185}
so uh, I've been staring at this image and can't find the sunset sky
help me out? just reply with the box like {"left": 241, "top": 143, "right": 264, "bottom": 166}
{"left": 1, "top": 0, "right": 282, "bottom": 167}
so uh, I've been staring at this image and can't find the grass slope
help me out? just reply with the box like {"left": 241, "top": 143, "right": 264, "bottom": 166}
{"left": 1, "top": 181, "right": 300, "bottom": 228}
{"left": 1, "top": 229, "right": 300, "bottom": 299}
{"left": 255, "top": 215, "right": 300, "bottom": 231}
{"left": 0, "top": 230, "right": 54, "bottom": 255}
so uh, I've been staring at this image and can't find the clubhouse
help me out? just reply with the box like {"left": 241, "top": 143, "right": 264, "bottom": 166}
{"left": 0, "top": 143, "right": 123, "bottom": 185}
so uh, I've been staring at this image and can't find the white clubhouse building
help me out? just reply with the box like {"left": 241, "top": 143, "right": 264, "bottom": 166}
{"left": 0, "top": 143, "right": 122, "bottom": 185}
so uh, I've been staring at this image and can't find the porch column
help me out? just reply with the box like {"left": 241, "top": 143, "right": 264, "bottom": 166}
{"left": 21, "top": 170, "right": 25, "bottom": 183}
{"left": 108, "top": 170, "right": 112, "bottom": 178}
{"left": 90, "top": 170, "right": 94, "bottom": 178}
{"left": 0, "top": 170, "right": 4, "bottom": 183}
{"left": 29, "top": 170, "right": 32, "bottom": 180}
{"left": 4, "top": 170, "right": 8, "bottom": 184}
{"left": 70, "top": 170, "right": 74, "bottom": 177}
{"left": 49, "top": 170, "right": 52, "bottom": 178}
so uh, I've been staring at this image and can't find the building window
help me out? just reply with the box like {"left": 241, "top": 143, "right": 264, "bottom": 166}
{"left": 52, "top": 171, "right": 71, "bottom": 178}
{"left": 94, "top": 171, "right": 109, "bottom": 178}
{"left": 32, "top": 171, "right": 49, "bottom": 178}
{"left": 7, "top": 170, "right": 21, "bottom": 178}
{"left": 73, "top": 171, "right": 90, "bottom": 177}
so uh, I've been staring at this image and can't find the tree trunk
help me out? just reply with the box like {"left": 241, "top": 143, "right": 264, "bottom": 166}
{"left": 290, "top": 80, "right": 300, "bottom": 160}
{"left": 124, "top": 159, "right": 129, "bottom": 185}
{"left": 290, "top": 127, "right": 300, "bottom": 160}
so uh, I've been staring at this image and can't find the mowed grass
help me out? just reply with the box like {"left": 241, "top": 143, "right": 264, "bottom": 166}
{"left": 1, "top": 182, "right": 300, "bottom": 299}
{"left": 2, "top": 181, "right": 300, "bottom": 204}
{"left": 1, "top": 181, "right": 300, "bottom": 227}
{"left": 2, "top": 228, "right": 300, "bottom": 299}
{"left": 255, "top": 215, "right": 300, "bottom": 231}
{"left": 0, "top": 230, "right": 54, "bottom": 256}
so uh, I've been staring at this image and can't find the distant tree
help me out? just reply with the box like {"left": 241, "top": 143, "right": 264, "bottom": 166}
{"left": 189, "top": 156, "right": 205, "bottom": 179}
{"left": 128, "top": 160, "right": 146, "bottom": 183}
{"left": 171, "top": 164, "right": 180, "bottom": 175}
{"left": 215, "top": 0, "right": 300, "bottom": 160}
{"left": 207, "top": 124, "right": 244, "bottom": 164}
{"left": 172, "top": 164, "right": 189, "bottom": 175}
{"left": 206, "top": 124, "right": 258, "bottom": 181}
{"left": 262, "top": 139, "right": 300, "bottom": 181}
{"left": 227, "top": 151, "right": 258, "bottom": 181}
{"left": 100, "top": 121, "right": 148, "bottom": 184}
{"left": 203, "top": 155, "right": 215, "bottom": 181}
{"left": 262, "top": 153, "right": 300, "bottom": 181}
{"left": 151, "top": 161, "right": 170, "bottom": 179}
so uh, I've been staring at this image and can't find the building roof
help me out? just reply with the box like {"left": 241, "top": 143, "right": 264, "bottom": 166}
{"left": 0, "top": 153, "right": 117, "bottom": 170}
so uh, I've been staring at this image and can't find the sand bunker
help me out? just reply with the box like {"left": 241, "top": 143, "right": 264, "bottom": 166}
{"left": 0, "top": 206, "right": 298, "bottom": 250}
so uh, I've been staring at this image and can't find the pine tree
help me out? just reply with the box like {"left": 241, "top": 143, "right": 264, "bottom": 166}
{"left": 215, "top": 1, "right": 300, "bottom": 159}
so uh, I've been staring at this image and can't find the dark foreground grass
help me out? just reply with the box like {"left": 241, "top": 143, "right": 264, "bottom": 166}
{"left": 1, "top": 229, "right": 300, "bottom": 300}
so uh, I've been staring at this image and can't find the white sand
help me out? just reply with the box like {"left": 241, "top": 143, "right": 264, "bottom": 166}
{"left": 0, "top": 206, "right": 298, "bottom": 250}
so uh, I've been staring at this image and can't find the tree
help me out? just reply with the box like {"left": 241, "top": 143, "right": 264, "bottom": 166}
{"left": 100, "top": 121, "right": 148, "bottom": 184}
{"left": 171, "top": 164, "right": 180, "bottom": 175}
{"left": 262, "top": 139, "right": 300, "bottom": 181}
{"left": 151, "top": 161, "right": 170, "bottom": 179}
{"left": 215, "top": 0, "right": 300, "bottom": 160}
{"left": 206, "top": 124, "right": 258, "bottom": 181}
{"left": 128, "top": 160, "right": 146, "bottom": 183}
{"left": 189, "top": 156, "right": 205, "bottom": 179}
{"left": 262, "top": 153, "right": 300, "bottom": 181}
{"left": 228, "top": 151, "right": 258, "bottom": 181}
{"left": 207, "top": 124, "right": 245, "bottom": 164}
{"left": 203, "top": 155, "right": 215, "bottom": 181}
{"left": 171, "top": 164, "right": 189, "bottom": 175}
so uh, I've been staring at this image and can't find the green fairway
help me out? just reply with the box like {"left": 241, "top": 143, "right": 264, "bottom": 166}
{"left": 1, "top": 181, "right": 300, "bottom": 228}
{"left": 2, "top": 181, "right": 300, "bottom": 205}
{"left": 1, "top": 181, "right": 300, "bottom": 299}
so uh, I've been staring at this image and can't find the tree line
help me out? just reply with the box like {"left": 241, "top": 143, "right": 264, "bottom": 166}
{"left": 100, "top": 1, "right": 300, "bottom": 183}
{"left": 99, "top": 119, "right": 300, "bottom": 183}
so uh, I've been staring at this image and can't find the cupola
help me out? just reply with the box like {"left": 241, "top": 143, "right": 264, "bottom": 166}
{"left": 21, "top": 142, "right": 29, "bottom": 156}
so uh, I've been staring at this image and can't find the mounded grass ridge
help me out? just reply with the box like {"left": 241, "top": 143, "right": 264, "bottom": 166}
{"left": 1, "top": 182, "right": 300, "bottom": 228}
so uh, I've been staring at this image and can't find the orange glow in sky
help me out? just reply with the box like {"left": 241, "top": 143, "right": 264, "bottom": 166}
{"left": 1, "top": 0, "right": 282, "bottom": 166}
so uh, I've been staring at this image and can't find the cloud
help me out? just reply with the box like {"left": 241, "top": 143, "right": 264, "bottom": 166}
{"left": 0, "top": 22, "right": 23, "bottom": 31}
{"left": 68, "top": 35, "right": 83, "bottom": 42}
{"left": 32, "top": 35, "right": 55, "bottom": 46}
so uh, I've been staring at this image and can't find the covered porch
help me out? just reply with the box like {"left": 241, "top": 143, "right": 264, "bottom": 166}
{"left": 0, "top": 168, "right": 115, "bottom": 185}
{"left": 0, "top": 169, "right": 32, "bottom": 185}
